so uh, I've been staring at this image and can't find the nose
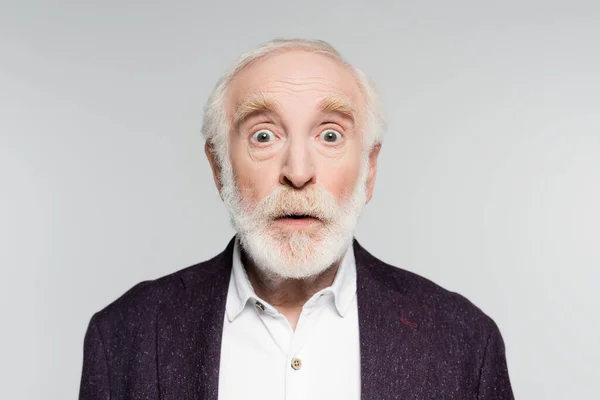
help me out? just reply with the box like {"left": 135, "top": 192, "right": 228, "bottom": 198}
{"left": 279, "top": 137, "right": 316, "bottom": 189}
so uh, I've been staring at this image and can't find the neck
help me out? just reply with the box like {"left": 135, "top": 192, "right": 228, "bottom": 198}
{"left": 241, "top": 249, "right": 341, "bottom": 329}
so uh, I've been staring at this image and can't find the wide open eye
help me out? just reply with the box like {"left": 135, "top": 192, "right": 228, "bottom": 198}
{"left": 251, "top": 129, "right": 276, "bottom": 143}
{"left": 319, "top": 129, "right": 342, "bottom": 143}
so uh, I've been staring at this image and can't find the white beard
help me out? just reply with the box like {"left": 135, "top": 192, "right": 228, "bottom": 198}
{"left": 218, "top": 155, "right": 369, "bottom": 280}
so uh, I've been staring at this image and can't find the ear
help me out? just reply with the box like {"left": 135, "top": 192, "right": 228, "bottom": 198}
{"left": 204, "top": 141, "right": 223, "bottom": 196}
{"left": 365, "top": 143, "right": 382, "bottom": 204}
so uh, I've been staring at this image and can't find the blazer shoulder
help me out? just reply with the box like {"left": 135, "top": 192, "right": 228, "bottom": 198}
{"left": 395, "top": 263, "right": 492, "bottom": 324}
{"left": 356, "top": 243, "right": 496, "bottom": 331}
{"left": 92, "top": 246, "right": 230, "bottom": 327}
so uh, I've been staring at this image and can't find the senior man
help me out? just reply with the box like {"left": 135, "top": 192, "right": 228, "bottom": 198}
{"left": 79, "top": 39, "right": 514, "bottom": 400}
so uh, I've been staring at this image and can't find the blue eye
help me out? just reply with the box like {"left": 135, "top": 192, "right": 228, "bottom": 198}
{"left": 252, "top": 129, "right": 275, "bottom": 143}
{"left": 320, "top": 129, "right": 342, "bottom": 143}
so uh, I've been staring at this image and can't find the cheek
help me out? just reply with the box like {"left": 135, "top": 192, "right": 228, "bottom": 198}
{"left": 317, "top": 157, "right": 362, "bottom": 200}
{"left": 229, "top": 144, "right": 281, "bottom": 205}
{"left": 315, "top": 140, "right": 364, "bottom": 201}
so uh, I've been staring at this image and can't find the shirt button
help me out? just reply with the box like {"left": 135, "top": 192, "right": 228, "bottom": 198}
{"left": 254, "top": 301, "right": 265, "bottom": 312}
{"left": 291, "top": 357, "right": 302, "bottom": 370}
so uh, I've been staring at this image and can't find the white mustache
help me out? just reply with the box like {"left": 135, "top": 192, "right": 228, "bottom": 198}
{"left": 251, "top": 186, "right": 342, "bottom": 223}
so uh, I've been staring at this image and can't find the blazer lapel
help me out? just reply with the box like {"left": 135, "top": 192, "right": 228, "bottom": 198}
{"left": 157, "top": 239, "right": 234, "bottom": 400}
{"left": 355, "top": 240, "right": 424, "bottom": 400}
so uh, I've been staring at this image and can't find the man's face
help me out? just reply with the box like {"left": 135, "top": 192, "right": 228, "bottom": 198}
{"left": 207, "top": 50, "right": 380, "bottom": 279}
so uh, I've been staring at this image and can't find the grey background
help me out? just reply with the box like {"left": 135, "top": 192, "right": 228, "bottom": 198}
{"left": 1, "top": 1, "right": 599, "bottom": 399}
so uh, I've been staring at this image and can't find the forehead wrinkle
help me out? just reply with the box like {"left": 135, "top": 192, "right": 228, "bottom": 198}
{"left": 263, "top": 78, "right": 352, "bottom": 95}
{"left": 231, "top": 75, "right": 363, "bottom": 130}
{"left": 269, "top": 75, "right": 346, "bottom": 87}
{"left": 262, "top": 78, "right": 363, "bottom": 119}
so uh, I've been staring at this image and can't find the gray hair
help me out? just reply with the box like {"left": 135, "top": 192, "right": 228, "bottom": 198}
{"left": 201, "top": 38, "right": 386, "bottom": 171}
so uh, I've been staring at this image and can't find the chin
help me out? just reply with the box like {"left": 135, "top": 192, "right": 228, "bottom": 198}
{"left": 239, "top": 226, "right": 352, "bottom": 280}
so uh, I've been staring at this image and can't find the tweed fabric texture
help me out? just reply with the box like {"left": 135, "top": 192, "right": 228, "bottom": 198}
{"left": 79, "top": 237, "right": 514, "bottom": 400}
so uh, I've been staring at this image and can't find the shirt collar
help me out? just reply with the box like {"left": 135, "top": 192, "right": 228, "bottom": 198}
{"left": 225, "top": 238, "right": 357, "bottom": 322}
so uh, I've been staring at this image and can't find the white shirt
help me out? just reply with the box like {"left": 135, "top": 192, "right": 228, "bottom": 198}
{"left": 218, "top": 239, "right": 361, "bottom": 400}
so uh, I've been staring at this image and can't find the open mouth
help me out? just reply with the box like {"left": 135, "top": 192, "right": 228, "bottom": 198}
{"left": 274, "top": 213, "right": 321, "bottom": 226}
{"left": 281, "top": 214, "right": 314, "bottom": 219}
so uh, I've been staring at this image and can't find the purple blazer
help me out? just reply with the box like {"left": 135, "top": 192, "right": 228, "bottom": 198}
{"left": 79, "top": 238, "right": 514, "bottom": 399}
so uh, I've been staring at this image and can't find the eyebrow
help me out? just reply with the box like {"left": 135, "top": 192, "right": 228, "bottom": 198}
{"left": 232, "top": 92, "right": 358, "bottom": 129}
{"left": 232, "top": 92, "right": 278, "bottom": 129}
{"left": 318, "top": 95, "right": 357, "bottom": 127}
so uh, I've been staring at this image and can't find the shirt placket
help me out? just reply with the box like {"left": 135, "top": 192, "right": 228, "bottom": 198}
{"left": 252, "top": 293, "right": 330, "bottom": 400}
